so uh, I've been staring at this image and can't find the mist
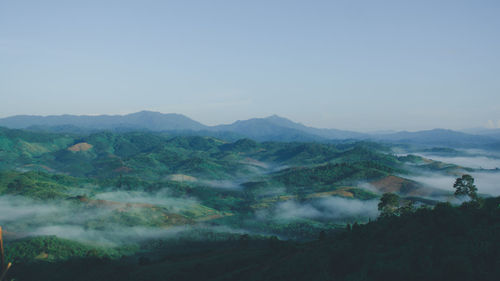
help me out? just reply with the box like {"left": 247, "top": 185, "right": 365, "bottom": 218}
{"left": 409, "top": 171, "right": 500, "bottom": 196}
{"left": 0, "top": 196, "right": 60, "bottom": 223}
{"left": 0, "top": 189, "right": 259, "bottom": 246}
{"left": 0, "top": 193, "right": 187, "bottom": 246}
{"left": 94, "top": 190, "right": 200, "bottom": 213}
{"left": 260, "top": 197, "right": 379, "bottom": 221}
{"left": 416, "top": 153, "right": 500, "bottom": 170}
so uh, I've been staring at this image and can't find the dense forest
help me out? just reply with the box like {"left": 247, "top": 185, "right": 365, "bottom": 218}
{"left": 3, "top": 196, "right": 499, "bottom": 281}
{"left": 0, "top": 127, "right": 499, "bottom": 280}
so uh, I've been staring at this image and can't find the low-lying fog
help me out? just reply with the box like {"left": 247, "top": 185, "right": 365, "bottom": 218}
{"left": 409, "top": 150, "right": 500, "bottom": 196}
{"left": 0, "top": 189, "right": 380, "bottom": 245}
{"left": 0, "top": 194, "right": 249, "bottom": 246}
{"left": 409, "top": 171, "right": 500, "bottom": 196}
{"left": 95, "top": 190, "right": 200, "bottom": 212}
{"left": 416, "top": 153, "right": 500, "bottom": 169}
{"left": 258, "top": 197, "right": 379, "bottom": 221}
{"left": 3, "top": 150, "right": 500, "bottom": 246}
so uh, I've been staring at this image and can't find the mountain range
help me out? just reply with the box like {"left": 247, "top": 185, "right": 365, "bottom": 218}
{"left": 1, "top": 111, "right": 499, "bottom": 148}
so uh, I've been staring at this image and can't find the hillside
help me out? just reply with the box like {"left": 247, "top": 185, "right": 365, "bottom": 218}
{"left": 0, "top": 127, "right": 475, "bottom": 243}
{"left": 1, "top": 127, "right": 499, "bottom": 281}
{"left": 5, "top": 196, "right": 500, "bottom": 281}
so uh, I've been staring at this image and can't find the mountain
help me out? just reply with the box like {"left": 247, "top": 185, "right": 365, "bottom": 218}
{"left": 1, "top": 112, "right": 500, "bottom": 148}
{"left": 0, "top": 112, "right": 364, "bottom": 142}
{"left": 211, "top": 116, "right": 324, "bottom": 142}
{"left": 372, "top": 129, "right": 500, "bottom": 148}
{"left": 212, "top": 115, "right": 365, "bottom": 141}
{"left": 0, "top": 111, "right": 208, "bottom": 131}
{"left": 462, "top": 128, "right": 500, "bottom": 141}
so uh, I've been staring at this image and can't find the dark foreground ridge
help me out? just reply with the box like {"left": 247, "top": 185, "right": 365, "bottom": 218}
{"left": 5, "top": 196, "right": 500, "bottom": 281}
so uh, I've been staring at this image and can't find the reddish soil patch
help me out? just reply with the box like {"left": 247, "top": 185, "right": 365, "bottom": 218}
{"left": 371, "top": 176, "right": 409, "bottom": 193}
{"left": 371, "top": 176, "right": 442, "bottom": 197}
{"left": 67, "top": 142, "right": 93, "bottom": 152}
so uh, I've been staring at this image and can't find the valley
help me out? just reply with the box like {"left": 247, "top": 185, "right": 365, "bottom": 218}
{"left": 1, "top": 126, "right": 499, "bottom": 280}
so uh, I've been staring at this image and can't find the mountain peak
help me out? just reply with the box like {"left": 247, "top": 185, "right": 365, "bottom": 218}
{"left": 265, "top": 114, "right": 286, "bottom": 120}
{"left": 263, "top": 114, "right": 304, "bottom": 127}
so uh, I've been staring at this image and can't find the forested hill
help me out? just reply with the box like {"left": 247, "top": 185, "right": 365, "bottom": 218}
{"left": 1, "top": 126, "right": 499, "bottom": 281}
{"left": 6, "top": 196, "right": 500, "bottom": 281}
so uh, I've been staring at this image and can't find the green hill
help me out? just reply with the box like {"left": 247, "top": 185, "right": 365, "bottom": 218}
{"left": 5, "top": 197, "right": 500, "bottom": 281}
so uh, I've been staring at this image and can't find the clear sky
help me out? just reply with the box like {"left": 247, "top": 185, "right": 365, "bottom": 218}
{"left": 1, "top": 0, "right": 499, "bottom": 131}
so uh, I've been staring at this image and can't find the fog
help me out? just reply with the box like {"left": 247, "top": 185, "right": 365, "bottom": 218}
{"left": 416, "top": 153, "right": 500, "bottom": 169}
{"left": 357, "top": 182, "right": 382, "bottom": 194}
{"left": 259, "top": 197, "right": 379, "bottom": 221}
{"left": 5, "top": 149, "right": 498, "bottom": 247}
{"left": 0, "top": 193, "right": 190, "bottom": 245}
{"left": 0, "top": 196, "right": 60, "bottom": 222}
{"left": 94, "top": 190, "right": 200, "bottom": 212}
{"left": 33, "top": 225, "right": 189, "bottom": 246}
{"left": 0, "top": 192, "right": 256, "bottom": 246}
{"left": 409, "top": 171, "right": 500, "bottom": 196}
{"left": 31, "top": 224, "right": 252, "bottom": 246}
{"left": 406, "top": 152, "right": 500, "bottom": 196}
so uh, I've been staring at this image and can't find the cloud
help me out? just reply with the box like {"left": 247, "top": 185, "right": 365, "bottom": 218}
{"left": 407, "top": 152, "right": 500, "bottom": 196}
{"left": 262, "top": 197, "right": 379, "bottom": 221}
{"left": 94, "top": 190, "right": 199, "bottom": 212}
{"left": 358, "top": 182, "right": 382, "bottom": 194}
{"left": 487, "top": 120, "right": 500, "bottom": 129}
{"left": 0, "top": 193, "right": 192, "bottom": 245}
{"left": 409, "top": 171, "right": 500, "bottom": 196}
{"left": 33, "top": 225, "right": 191, "bottom": 246}
{"left": 0, "top": 196, "right": 60, "bottom": 223}
{"left": 0, "top": 192, "right": 257, "bottom": 246}
{"left": 415, "top": 152, "right": 500, "bottom": 170}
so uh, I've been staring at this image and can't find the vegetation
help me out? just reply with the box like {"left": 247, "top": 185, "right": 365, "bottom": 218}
{"left": 0, "top": 127, "right": 498, "bottom": 280}
{"left": 377, "top": 192, "right": 400, "bottom": 216}
{"left": 454, "top": 174, "right": 479, "bottom": 201}
{"left": 2, "top": 196, "right": 498, "bottom": 281}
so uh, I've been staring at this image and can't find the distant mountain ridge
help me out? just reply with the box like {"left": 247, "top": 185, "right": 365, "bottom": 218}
{"left": 1, "top": 111, "right": 499, "bottom": 148}
{"left": 462, "top": 128, "right": 500, "bottom": 141}
{"left": 212, "top": 115, "right": 365, "bottom": 141}
{"left": 372, "top": 129, "right": 500, "bottom": 148}
{"left": 0, "top": 111, "right": 362, "bottom": 141}
{"left": 0, "top": 111, "right": 208, "bottom": 131}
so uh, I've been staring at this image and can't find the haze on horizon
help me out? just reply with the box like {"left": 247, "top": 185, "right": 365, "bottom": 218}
{"left": 1, "top": 0, "right": 499, "bottom": 132}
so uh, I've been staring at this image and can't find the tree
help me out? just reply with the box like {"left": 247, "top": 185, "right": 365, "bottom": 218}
{"left": 378, "top": 192, "right": 400, "bottom": 217}
{"left": 398, "top": 200, "right": 415, "bottom": 216}
{"left": 453, "top": 174, "right": 478, "bottom": 201}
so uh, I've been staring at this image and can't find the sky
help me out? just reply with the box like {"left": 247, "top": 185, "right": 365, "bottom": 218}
{"left": 1, "top": 0, "right": 499, "bottom": 132}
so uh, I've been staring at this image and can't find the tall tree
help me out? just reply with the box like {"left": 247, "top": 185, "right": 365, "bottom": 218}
{"left": 378, "top": 192, "right": 400, "bottom": 217}
{"left": 453, "top": 174, "right": 478, "bottom": 201}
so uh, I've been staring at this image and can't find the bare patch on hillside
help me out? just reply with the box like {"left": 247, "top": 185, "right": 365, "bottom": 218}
{"left": 371, "top": 175, "right": 448, "bottom": 197}
{"left": 67, "top": 142, "right": 93, "bottom": 152}
{"left": 169, "top": 174, "right": 198, "bottom": 182}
